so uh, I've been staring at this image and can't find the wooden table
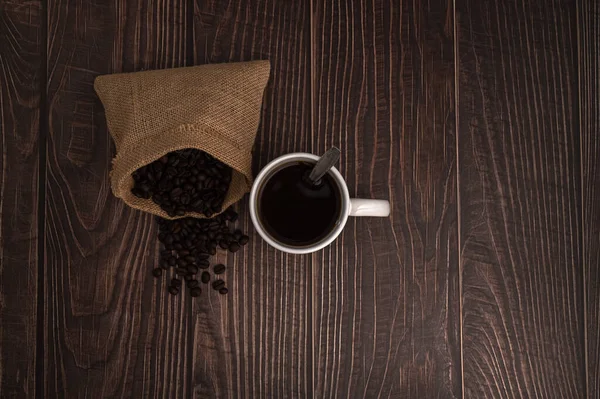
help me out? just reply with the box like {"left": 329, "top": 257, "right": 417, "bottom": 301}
{"left": 1, "top": 0, "right": 598, "bottom": 397}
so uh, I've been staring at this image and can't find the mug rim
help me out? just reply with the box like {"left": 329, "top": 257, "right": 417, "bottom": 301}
{"left": 249, "top": 152, "right": 351, "bottom": 254}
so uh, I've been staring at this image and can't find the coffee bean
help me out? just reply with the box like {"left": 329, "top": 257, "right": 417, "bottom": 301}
{"left": 187, "top": 280, "right": 199, "bottom": 288}
{"left": 212, "top": 280, "right": 225, "bottom": 290}
{"left": 187, "top": 265, "right": 198, "bottom": 274}
{"left": 161, "top": 249, "right": 172, "bottom": 258}
{"left": 176, "top": 267, "right": 188, "bottom": 275}
{"left": 228, "top": 243, "right": 240, "bottom": 253}
{"left": 179, "top": 249, "right": 190, "bottom": 256}
{"left": 213, "top": 264, "right": 226, "bottom": 274}
{"left": 197, "top": 260, "right": 210, "bottom": 269}
{"left": 152, "top": 194, "right": 162, "bottom": 205}
{"left": 168, "top": 286, "right": 180, "bottom": 295}
{"left": 219, "top": 287, "right": 228, "bottom": 295}
{"left": 184, "top": 274, "right": 193, "bottom": 281}
{"left": 177, "top": 258, "right": 187, "bottom": 267}
{"left": 168, "top": 256, "right": 177, "bottom": 266}
{"left": 184, "top": 255, "right": 196, "bottom": 263}
{"left": 238, "top": 235, "right": 250, "bottom": 245}
{"left": 152, "top": 268, "right": 163, "bottom": 277}
{"left": 201, "top": 272, "right": 210, "bottom": 284}
{"left": 170, "top": 187, "right": 183, "bottom": 199}
{"left": 233, "top": 230, "right": 243, "bottom": 241}
{"left": 171, "top": 278, "right": 182, "bottom": 288}
{"left": 190, "top": 287, "right": 202, "bottom": 297}
{"left": 219, "top": 240, "right": 229, "bottom": 250}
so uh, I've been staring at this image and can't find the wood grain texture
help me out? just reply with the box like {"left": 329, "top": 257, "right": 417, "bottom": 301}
{"left": 579, "top": 1, "right": 600, "bottom": 397}
{"left": 191, "top": 1, "right": 313, "bottom": 397}
{"left": 457, "top": 0, "right": 585, "bottom": 397}
{"left": 44, "top": 0, "right": 194, "bottom": 396}
{"left": 312, "top": 0, "right": 460, "bottom": 397}
{"left": 0, "top": 1, "right": 42, "bottom": 397}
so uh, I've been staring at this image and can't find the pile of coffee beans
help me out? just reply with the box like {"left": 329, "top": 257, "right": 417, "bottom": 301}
{"left": 152, "top": 208, "right": 249, "bottom": 297}
{"left": 131, "top": 148, "right": 232, "bottom": 218}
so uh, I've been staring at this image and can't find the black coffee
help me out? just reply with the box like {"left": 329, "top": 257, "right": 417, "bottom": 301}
{"left": 258, "top": 162, "right": 341, "bottom": 246}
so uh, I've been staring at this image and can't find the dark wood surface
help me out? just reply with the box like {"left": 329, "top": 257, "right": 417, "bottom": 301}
{"left": 579, "top": 1, "right": 600, "bottom": 397}
{"left": 44, "top": 0, "right": 192, "bottom": 396}
{"left": 191, "top": 1, "right": 312, "bottom": 397}
{"left": 312, "top": 0, "right": 460, "bottom": 397}
{"left": 0, "top": 0, "right": 597, "bottom": 397}
{"left": 457, "top": 0, "right": 585, "bottom": 397}
{"left": 0, "top": 1, "right": 42, "bottom": 397}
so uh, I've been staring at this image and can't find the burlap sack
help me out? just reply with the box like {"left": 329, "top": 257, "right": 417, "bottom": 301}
{"left": 94, "top": 61, "right": 270, "bottom": 219}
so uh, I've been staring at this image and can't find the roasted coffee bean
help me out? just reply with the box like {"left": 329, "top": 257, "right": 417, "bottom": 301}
{"left": 131, "top": 188, "right": 147, "bottom": 198}
{"left": 233, "top": 230, "right": 243, "bottom": 241}
{"left": 212, "top": 279, "right": 225, "bottom": 290}
{"left": 190, "top": 287, "right": 202, "bottom": 297}
{"left": 201, "top": 272, "right": 210, "bottom": 284}
{"left": 187, "top": 265, "right": 198, "bottom": 274}
{"left": 229, "top": 243, "right": 240, "bottom": 253}
{"left": 178, "top": 249, "right": 190, "bottom": 256}
{"left": 187, "top": 280, "right": 199, "bottom": 288}
{"left": 170, "top": 187, "right": 183, "bottom": 198}
{"left": 171, "top": 278, "right": 182, "bottom": 288}
{"left": 161, "top": 249, "right": 172, "bottom": 257}
{"left": 177, "top": 258, "right": 187, "bottom": 267}
{"left": 219, "top": 287, "right": 228, "bottom": 295}
{"left": 176, "top": 267, "right": 188, "bottom": 275}
{"left": 152, "top": 268, "right": 163, "bottom": 277}
{"left": 168, "top": 286, "right": 180, "bottom": 295}
{"left": 184, "top": 274, "right": 193, "bottom": 281}
{"left": 152, "top": 194, "right": 162, "bottom": 205}
{"left": 213, "top": 264, "right": 226, "bottom": 274}
{"left": 196, "top": 253, "right": 209, "bottom": 260}
{"left": 184, "top": 255, "right": 196, "bottom": 263}
{"left": 173, "top": 243, "right": 183, "bottom": 250}
{"left": 238, "top": 235, "right": 249, "bottom": 245}
{"left": 219, "top": 240, "right": 229, "bottom": 250}
{"left": 197, "top": 260, "right": 210, "bottom": 269}
{"left": 160, "top": 261, "right": 170, "bottom": 270}
{"left": 208, "top": 247, "right": 217, "bottom": 256}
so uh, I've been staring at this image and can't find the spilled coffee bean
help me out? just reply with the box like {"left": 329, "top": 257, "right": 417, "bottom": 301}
{"left": 213, "top": 264, "right": 226, "bottom": 275}
{"left": 150, "top": 209, "right": 243, "bottom": 298}
{"left": 131, "top": 149, "right": 232, "bottom": 218}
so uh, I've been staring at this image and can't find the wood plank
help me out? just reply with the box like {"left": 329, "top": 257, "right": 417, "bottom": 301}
{"left": 44, "top": 0, "right": 193, "bottom": 396}
{"left": 579, "top": 1, "right": 600, "bottom": 397}
{"left": 312, "top": 0, "right": 460, "bottom": 397}
{"left": 191, "top": 0, "right": 312, "bottom": 396}
{"left": 457, "top": 0, "right": 585, "bottom": 397}
{"left": 0, "top": 1, "right": 42, "bottom": 397}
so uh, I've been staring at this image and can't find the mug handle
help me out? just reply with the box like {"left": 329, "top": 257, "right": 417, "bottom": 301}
{"left": 349, "top": 199, "right": 390, "bottom": 217}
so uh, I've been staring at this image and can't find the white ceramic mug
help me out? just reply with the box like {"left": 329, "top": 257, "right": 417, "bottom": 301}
{"left": 249, "top": 153, "right": 390, "bottom": 254}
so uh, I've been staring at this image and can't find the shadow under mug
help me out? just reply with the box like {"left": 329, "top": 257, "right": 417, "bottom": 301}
{"left": 249, "top": 153, "right": 390, "bottom": 254}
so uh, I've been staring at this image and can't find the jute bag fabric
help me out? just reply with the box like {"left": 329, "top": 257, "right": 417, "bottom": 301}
{"left": 94, "top": 61, "right": 270, "bottom": 219}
